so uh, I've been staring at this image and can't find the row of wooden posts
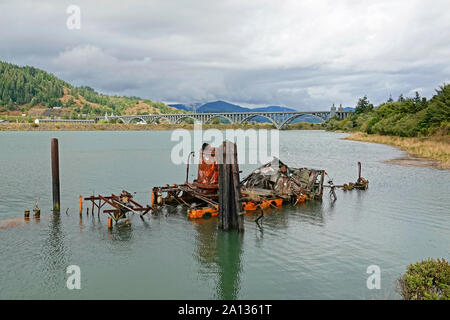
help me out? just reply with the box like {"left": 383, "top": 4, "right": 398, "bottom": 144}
{"left": 48, "top": 138, "right": 244, "bottom": 231}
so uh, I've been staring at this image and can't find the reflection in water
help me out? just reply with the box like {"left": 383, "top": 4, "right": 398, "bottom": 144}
{"left": 109, "top": 223, "right": 134, "bottom": 242}
{"left": 244, "top": 200, "right": 325, "bottom": 230}
{"left": 41, "top": 213, "right": 68, "bottom": 295}
{"left": 215, "top": 231, "right": 243, "bottom": 300}
{"left": 191, "top": 202, "right": 328, "bottom": 299}
{"left": 193, "top": 219, "right": 218, "bottom": 267}
{"left": 289, "top": 201, "right": 325, "bottom": 226}
{"left": 192, "top": 219, "right": 243, "bottom": 299}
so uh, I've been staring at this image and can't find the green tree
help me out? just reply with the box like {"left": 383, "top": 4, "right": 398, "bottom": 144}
{"left": 354, "top": 96, "right": 374, "bottom": 115}
{"left": 413, "top": 91, "right": 421, "bottom": 105}
{"left": 418, "top": 84, "right": 450, "bottom": 131}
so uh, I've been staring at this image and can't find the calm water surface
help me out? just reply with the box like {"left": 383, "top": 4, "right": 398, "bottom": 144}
{"left": 0, "top": 130, "right": 449, "bottom": 299}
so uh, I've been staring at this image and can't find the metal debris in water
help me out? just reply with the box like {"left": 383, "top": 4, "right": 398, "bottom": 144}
{"left": 84, "top": 190, "right": 151, "bottom": 225}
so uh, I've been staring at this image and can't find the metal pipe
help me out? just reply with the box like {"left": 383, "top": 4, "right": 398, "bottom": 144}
{"left": 51, "top": 138, "right": 60, "bottom": 212}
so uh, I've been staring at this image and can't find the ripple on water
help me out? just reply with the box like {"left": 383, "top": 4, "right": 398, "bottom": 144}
{"left": 0, "top": 130, "right": 449, "bottom": 299}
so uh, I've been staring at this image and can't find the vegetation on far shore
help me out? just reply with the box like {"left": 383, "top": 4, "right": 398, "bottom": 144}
{"left": 326, "top": 84, "right": 450, "bottom": 168}
{"left": 326, "top": 84, "right": 449, "bottom": 137}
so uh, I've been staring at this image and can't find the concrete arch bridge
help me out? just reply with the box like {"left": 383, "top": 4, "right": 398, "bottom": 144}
{"left": 98, "top": 107, "right": 351, "bottom": 130}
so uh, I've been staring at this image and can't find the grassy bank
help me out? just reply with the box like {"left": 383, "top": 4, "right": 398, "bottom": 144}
{"left": 345, "top": 132, "right": 450, "bottom": 169}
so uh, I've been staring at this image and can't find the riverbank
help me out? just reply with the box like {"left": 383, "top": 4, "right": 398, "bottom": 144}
{"left": 344, "top": 132, "right": 450, "bottom": 169}
{"left": 0, "top": 121, "right": 323, "bottom": 131}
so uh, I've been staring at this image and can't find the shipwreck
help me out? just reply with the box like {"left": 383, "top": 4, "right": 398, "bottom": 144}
{"left": 150, "top": 143, "right": 328, "bottom": 219}
{"left": 82, "top": 141, "right": 368, "bottom": 227}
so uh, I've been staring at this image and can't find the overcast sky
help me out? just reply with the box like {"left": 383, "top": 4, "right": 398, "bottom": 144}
{"left": 1, "top": 0, "right": 449, "bottom": 110}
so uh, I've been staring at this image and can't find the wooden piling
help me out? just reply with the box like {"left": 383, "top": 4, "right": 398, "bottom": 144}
{"left": 218, "top": 141, "right": 244, "bottom": 232}
{"left": 51, "top": 138, "right": 60, "bottom": 212}
{"left": 79, "top": 195, "right": 83, "bottom": 215}
{"left": 358, "top": 161, "right": 362, "bottom": 180}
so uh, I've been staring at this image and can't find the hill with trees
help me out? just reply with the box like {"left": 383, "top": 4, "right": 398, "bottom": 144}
{"left": 0, "top": 60, "right": 179, "bottom": 119}
{"left": 326, "top": 84, "right": 450, "bottom": 137}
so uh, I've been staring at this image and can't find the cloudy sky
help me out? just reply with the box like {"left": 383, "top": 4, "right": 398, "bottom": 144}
{"left": 1, "top": 0, "right": 449, "bottom": 110}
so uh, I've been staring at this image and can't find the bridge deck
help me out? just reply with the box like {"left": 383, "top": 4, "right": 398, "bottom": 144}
{"left": 97, "top": 109, "right": 351, "bottom": 128}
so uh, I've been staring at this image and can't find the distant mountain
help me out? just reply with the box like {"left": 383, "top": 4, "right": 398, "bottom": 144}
{"left": 170, "top": 100, "right": 297, "bottom": 113}
{"left": 252, "top": 105, "right": 296, "bottom": 112}
{"left": 344, "top": 107, "right": 355, "bottom": 111}
{"left": 292, "top": 115, "right": 323, "bottom": 123}
{"left": 168, "top": 103, "right": 191, "bottom": 111}
{"left": 197, "top": 101, "right": 248, "bottom": 113}
{"left": 168, "top": 102, "right": 203, "bottom": 112}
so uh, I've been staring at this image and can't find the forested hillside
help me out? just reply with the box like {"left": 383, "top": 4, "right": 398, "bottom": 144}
{"left": 326, "top": 84, "right": 450, "bottom": 137}
{"left": 0, "top": 60, "right": 178, "bottom": 118}
{"left": 0, "top": 61, "right": 66, "bottom": 108}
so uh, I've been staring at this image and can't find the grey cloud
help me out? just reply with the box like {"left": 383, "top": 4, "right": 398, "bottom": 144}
{"left": 0, "top": 0, "right": 449, "bottom": 109}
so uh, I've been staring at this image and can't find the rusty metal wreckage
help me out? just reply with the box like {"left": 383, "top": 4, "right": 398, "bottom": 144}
{"left": 83, "top": 141, "right": 369, "bottom": 229}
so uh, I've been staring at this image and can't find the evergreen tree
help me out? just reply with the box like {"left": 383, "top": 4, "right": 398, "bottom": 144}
{"left": 414, "top": 91, "right": 421, "bottom": 105}
{"left": 354, "top": 96, "right": 374, "bottom": 114}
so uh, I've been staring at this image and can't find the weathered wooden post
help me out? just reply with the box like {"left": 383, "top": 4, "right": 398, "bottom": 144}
{"left": 51, "top": 138, "right": 60, "bottom": 212}
{"left": 358, "top": 161, "right": 362, "bottom": 180}
{"left": 33, "top": 207, "right": 40, "bottom": 218}
{"left": 79, "top": 195, "right": 83, "bottom": 216}
{"left": 218, "top": 141, "right": 244, "bottom": 232}
{"left": 355, "top": 161, "right": 369, "bottom": 190}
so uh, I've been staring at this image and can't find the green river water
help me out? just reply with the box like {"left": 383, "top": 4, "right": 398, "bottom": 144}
{"left": 0, "top": 130, "right": 448, "bottom": 299}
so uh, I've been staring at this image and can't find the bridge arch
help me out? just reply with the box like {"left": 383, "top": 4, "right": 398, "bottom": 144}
{"left": 175, "top": 115, "right": 198, "bottom": 124}
{"left": 152, "top": 116, "right": 172, "bottom": 124}
{"left": 279, "top": 114, "right": 326, "bottom": 129}
{"left": 205, "top": 115, "right": 234, "bottom": 124}
{"left": 128, "top": 117, "right": 147, "bottom": 124}
{"left": 239, "top": 114, "right": 279, "bottom": 128}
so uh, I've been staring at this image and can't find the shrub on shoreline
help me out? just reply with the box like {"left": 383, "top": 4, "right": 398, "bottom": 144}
{"left": 397, "top": 258, "right": 450, "bottom": 300}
